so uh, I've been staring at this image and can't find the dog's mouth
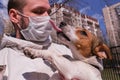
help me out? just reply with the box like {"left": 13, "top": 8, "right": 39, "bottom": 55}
{"left": 50, "top": 20, "right": 71, "bottom": 41}
{"left": 57, "top": 22, "right": 71, "bottom": 41}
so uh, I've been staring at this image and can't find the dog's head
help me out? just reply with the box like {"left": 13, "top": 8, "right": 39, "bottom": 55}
{"left": 57, "top": 22, "right": 112, "bottom": 60}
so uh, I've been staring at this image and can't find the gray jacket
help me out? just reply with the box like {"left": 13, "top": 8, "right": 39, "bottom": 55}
{"left": 0, "top": 34, "right": 73, "bottom": 80}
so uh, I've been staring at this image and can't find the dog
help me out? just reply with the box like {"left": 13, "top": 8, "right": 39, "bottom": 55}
{"left": 56, "top": 22, "right": 112, "bottom": 60}
{"left": 23, "top": 22, "right": 113, "bottom": 80}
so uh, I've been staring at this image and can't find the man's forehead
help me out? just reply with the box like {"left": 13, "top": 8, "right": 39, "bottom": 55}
{"left": 25, "top": 0, "right": 50, "bottom": 8}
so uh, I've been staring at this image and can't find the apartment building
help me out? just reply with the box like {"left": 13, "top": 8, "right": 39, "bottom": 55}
{"left": 103, "top": 2, "right": 120, "bottom": 47}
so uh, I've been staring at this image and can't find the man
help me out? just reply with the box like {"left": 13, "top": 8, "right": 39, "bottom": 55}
{"left": 0, "top": 0, "right": 73, "bottom": 80}
{"left": 0, "top": 0, "right": 103, "bottom": 80}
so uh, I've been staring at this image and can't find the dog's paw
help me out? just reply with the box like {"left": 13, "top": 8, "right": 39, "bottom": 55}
{"left": 23, "top": 47, "right": 37, "bottom": 59}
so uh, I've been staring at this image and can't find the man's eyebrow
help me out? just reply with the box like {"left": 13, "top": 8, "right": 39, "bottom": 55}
{"left": 31, "top": 6, "right": 50, "bottom": 11}
{"left": 30, "top": 6, "right": 51, "bottom": 15}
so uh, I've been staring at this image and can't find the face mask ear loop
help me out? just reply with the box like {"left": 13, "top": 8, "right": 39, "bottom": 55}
{"left": 17, "top": 11, "right": 28, "bottom": 18}
{"left": 16, "top": 23, "right": 22, "bottom": 30}
{"left": 16, "top": 11, "right": 29, "bottom": 30}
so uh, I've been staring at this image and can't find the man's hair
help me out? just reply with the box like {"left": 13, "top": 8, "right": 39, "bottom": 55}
{"left": 7, "top": 0, "right": 27, "bottom": 13}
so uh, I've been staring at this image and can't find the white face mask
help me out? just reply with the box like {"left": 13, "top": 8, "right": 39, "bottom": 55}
{"left": 18, "top": 13, "right": 52, "bottom": 42}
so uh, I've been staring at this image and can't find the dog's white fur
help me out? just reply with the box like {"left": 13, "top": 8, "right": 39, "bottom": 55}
{"left": 24, "top": 47, "right": 102, "bottom": 80}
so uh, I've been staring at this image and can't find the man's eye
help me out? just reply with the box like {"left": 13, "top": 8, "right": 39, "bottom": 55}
{"left": 33, "top": 9, "right": 46, "bottom": 14}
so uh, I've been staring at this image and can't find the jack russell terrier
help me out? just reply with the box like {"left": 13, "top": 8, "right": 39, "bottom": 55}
{"left": 23, "top": 22, "right": 112, "bottom": 80}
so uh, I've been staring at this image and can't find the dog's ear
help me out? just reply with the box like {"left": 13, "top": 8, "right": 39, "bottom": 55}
{"left": 94, "top": 43, "right": 112, "bottom": 60}
{"left": 92, "top": 36, "right": 112, "bottom": 59}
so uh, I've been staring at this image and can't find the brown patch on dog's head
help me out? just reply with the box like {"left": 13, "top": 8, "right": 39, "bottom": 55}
{"left": 74, "top": 27, "right": 94, "bottom": 57}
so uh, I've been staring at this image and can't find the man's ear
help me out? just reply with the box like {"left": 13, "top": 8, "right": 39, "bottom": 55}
{"left": 9, "top": 9, "right": 20, "bottom": 24}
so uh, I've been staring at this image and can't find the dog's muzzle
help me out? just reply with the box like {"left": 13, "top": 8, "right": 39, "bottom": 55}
{"left": 57, "top": 22, "right": 71, "bottom": 41}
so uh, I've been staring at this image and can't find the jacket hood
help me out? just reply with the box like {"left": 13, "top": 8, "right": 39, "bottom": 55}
{"left": 0, "top": 34, "right": 43, "bottom": 50}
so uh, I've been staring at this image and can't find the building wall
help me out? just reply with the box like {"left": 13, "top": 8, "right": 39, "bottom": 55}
{"left": 103, "top": 2, "right": 120, "bottom": 47}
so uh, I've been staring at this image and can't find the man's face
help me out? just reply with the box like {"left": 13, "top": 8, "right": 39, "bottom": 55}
{"left": 22, "top": 0, "right": 50, "bottom": 16}
{"left": 19, "top": 0, "right": 51, "bottom": 29}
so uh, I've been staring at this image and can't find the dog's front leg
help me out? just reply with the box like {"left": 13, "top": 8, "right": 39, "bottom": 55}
{"left": 24, "top": 47, "right": 81, "bottom": 80}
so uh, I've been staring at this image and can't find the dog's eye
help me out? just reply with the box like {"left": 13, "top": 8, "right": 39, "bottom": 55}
{"left": 80, "top": 31, "right": 87, "bottom": 36}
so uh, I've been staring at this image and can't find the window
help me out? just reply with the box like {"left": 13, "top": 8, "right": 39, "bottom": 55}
{"left": 115, "top": 6, "right": 120, "bottom": 16}
{"left": 118, "top": 30, "right": 120, "bottom": 39}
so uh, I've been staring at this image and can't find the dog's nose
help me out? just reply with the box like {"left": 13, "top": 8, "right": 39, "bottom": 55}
{"left": 59, "top": 22, "right": 67, "bottom": 28}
